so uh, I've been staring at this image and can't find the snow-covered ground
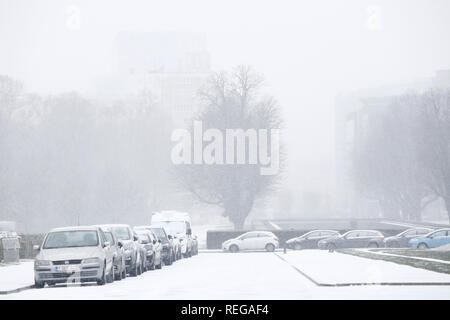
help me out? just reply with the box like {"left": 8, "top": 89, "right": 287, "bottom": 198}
{"left": 0, "top": 261, "right": 34, "bottom": 292}
{"left": 278, "top": 250, "right": 450, "bottom": 284}
{"left": 1, "top": 252, "right": 450, "bottom": 299}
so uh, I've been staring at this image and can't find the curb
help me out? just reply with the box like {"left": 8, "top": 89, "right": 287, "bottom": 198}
{"left": 0, "top": 284, "right": 34, "bottom": 295}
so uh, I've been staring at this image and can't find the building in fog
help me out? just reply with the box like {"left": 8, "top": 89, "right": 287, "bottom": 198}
{"left": 113, "top": 31, "right": 212, "bottom": 127}
{"left": 334, "top": 69, "right": 450, "bottom": 219}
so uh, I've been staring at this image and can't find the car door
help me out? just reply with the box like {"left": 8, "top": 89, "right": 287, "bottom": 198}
{"left": 303, "top": 231, "right": 322, "bottom": 249}
{"left": 240, "top": 233, "right": 258, "bottom": 250}
{"left": 99, "top": 229, "right": 113, "bottom": 271}
{"left": 400, "top": 230, "right": 420, "bottom": 247}
{"left": 256, "top": 233, "right": 272, "bottom": 250}
{"left": 343, "top": 231, "right": 362, "bottom": 248}
{"left": 428, "top": 230, "right": 449, "bottom": 248}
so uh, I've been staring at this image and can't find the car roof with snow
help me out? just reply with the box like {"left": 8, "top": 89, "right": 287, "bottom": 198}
{"left": 96, "top": 224, "right": 131, "bottom": 229}
{"left": 49, "top": 225, "right": 100, "bottom": 232}
{"left": 343, "top": 229, "right": 383, "bottom": 235}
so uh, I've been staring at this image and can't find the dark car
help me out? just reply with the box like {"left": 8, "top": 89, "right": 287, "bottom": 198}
{"left": 384, "top": 227, "right": 433, "bottom": 248}
{"left": 135, "top": 226, "right": 174, "bottom": 266}
{"left": 318, "top": 230, "right": 385, "bottom": 251}
{"left": 285, "top": 230, "right": 340, "bottom": 250}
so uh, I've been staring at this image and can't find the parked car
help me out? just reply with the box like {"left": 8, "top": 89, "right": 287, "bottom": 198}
{"left": 135, "top": 228, "right": 162, "bottom": 270}
{"left": 285, "top": 230, "right": 340, "bottom": 250}
{"left": 318, "top": 230, "right": 385, "bottom": 250}
{"left": 101, "top": 227, "right": 126, "bottom": 280}
{"left": 409, "top": 228, "right": 450, "bottom": 249}
{"left": 34, "top": 226, "right": 114, "bottom": 288}
{"left": 101, "top": 224, "right": 142, "bottom": 277}
{"left": 384, "top": 228, "right": 433, "bottom": 248}
{"left": 138, "top": 225, "right": 177, "bottom": 264}
{"left": 151, "top": 211, "right": 193, "bottom": 258}
{"left": 222, "top": 231, "right": 279, "bottom": 252}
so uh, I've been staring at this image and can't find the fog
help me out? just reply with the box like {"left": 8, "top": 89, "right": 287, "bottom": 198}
{"left": 1, "top": 0, "right": 450, "bottom": 232}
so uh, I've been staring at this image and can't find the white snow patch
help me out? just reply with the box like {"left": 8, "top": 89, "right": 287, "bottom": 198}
{"left": 0, "top": 261, "right": 34, "bottom": 291}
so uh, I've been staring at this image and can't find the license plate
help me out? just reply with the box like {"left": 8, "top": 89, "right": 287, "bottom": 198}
{"left": 57, "top": 265, "right": 79, "bottom": 273}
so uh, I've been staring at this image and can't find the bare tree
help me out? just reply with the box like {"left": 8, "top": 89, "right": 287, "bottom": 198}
{"left": 417, "top": 89, "right": 450, "bottom": 221}
{"left": 353, "top": 94, "right": 432, "bottom": 221}
{"left": 174, "top": 66, "right": 283, "bottom": 229}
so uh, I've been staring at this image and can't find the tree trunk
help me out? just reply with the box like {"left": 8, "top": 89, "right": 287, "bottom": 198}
{"left": 444, "top": 197, "right": 450, "bottom": 223}
{"left": 400, "top": 198, "right": 422, "bottom": 221}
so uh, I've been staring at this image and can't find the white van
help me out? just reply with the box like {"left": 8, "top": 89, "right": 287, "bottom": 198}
{"left": 151, "top": 211, "right": 193, "bottom": 258}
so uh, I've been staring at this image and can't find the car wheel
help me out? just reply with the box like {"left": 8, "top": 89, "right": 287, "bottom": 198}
{"left": 265, "top": 243, "right": 275, "bottom": 252}
{"left": 418, "top": 243, "right": 429, "bottom": 249}
{"left": 294, "top": 243, "right": 302, "bottom": 250}
{"left": 34, "top": 280, "right": 45, "bottom": 289}
{"left": 130, "top": 259, "right": 138, "bottom": 277}
{"left": 107, "top": 264, "right": 114, "bottom": 283}
{"left": 97, "top": 263, "right": 107, "bottom": 285}
{"left": 327, "top": 243, "right": 336, "bottom": 252}
{"left": 229, "top": 244, "right": 239, "bottom": 253}
{"left": 367, "top": 242, "right": 379, "bottom": 249}
{"left": 115, "top": 264, "right": 122, "bottom": 281}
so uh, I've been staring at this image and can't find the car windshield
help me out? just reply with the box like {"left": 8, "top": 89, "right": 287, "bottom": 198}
{"left": 104, "top": 232, "right": 114, "bottom": 244}
{"left": 150, "top": 228, "right": 166, "bottom": 239}
{"left": 153, "top": 221, "right": 185, "bottom": 234}
{"left": 137, "top": 234, "right": 149, "bottom": 242}
{"left": 112, "top": 227, "right": 131, "bottom": 240}
{"left": 43, "top": 230, "right": 99, "bottom": 249}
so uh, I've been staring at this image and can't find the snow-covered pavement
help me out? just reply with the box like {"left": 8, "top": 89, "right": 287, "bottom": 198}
{"left": 278, "top": 250, "right": 450, "bottom": 284}
{"left": 1, "top": 251, "right": 450, "bottom": 299}
{"left": 0, "top": 261, "right": 34, "bottom": 292}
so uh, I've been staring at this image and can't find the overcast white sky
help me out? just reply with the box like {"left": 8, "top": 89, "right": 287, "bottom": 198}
{"left": 1, "top": 0, "right": 450, "bottom": 197}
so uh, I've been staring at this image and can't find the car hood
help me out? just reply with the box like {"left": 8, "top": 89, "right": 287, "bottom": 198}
{"left": 37, "top": 246, "right": 101, "bottom": 261}
{"left": 222, "top": 239, "right": 235, "bottom": 246}
{"left": 286, "top": 237, "right": 300, "bottom": 244}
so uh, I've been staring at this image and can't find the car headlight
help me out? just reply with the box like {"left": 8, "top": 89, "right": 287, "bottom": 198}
{"left": 82, "top": 257, "right": 101, "bottom": 264}
{"left": 35, "top": 260, "right": 51, "bottom": 267}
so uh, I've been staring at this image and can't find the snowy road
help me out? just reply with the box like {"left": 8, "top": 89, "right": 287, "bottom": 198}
{"left": 2, "top": 251, "right": 450, "bottom": 299}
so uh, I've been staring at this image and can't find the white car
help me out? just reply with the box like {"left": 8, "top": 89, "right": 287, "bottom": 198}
{"left": 222, "top": 231, "right": 279, "bottom": 252}
{"left": 34, "top": 226, "right": 114, "bottom": 288}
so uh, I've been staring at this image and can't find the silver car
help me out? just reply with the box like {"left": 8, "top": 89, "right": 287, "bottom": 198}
{"left": 34, "top": 226, "right": 114, "bottom": 288}
{"left": 135, "top": 229, "right": 163, "bottom": 270}
{"left": 101, "top": 224, "right": 142, "bottom": 277}
{"left": 100, "top": 227, "right": 127, "bottom": 280}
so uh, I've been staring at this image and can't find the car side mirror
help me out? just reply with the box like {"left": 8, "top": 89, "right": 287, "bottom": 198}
{"left": 118, "top": 241, "right": 123, "bottom": 248}
{"left": 158, "top": 239, "right": 161, "bottom": 243}
{"left": 187, "top": 228, "right": 192, "bottom": 235}
{"left": 133, "top": 235, "right": 139, "bottom": 241}
{"left": 168, "top": 235, "right": 172, "bottom": 240}
{"left": 103, "top": 241, "right": 110, "bottom": 248}
{"left": 33, "top": 245, "right": 40, "bottom": 251}
{"left": 152, "top": 239, "right": 156, "bottom": 245}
